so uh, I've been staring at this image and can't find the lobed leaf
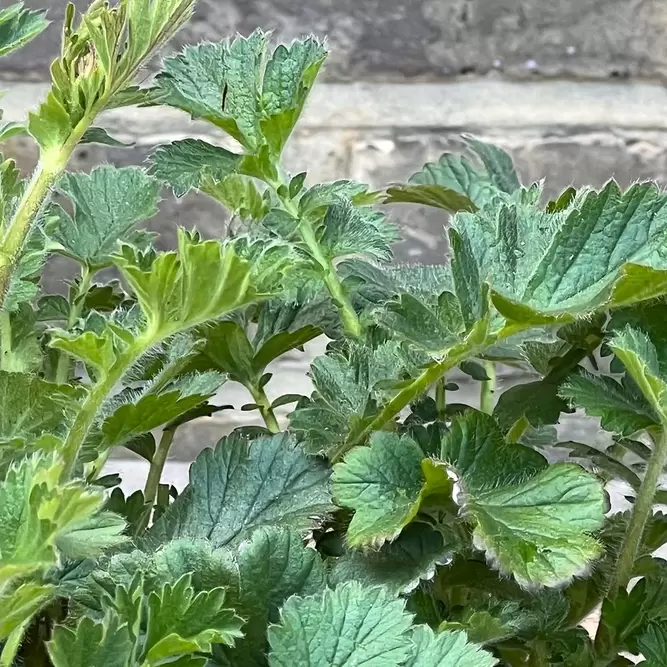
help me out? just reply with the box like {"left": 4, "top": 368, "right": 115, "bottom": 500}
{"left": 147, "top": 432, "right": 334, "bottom": 548}
{"left": 0, "top": 2, "right": 48, "bottom": 58}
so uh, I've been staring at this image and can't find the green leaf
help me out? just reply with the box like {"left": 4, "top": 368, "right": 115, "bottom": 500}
{"left": 0, "top": 582, "right": 54, "bottom": 640}
{"left": 493, "top": 380, "right": 568, "bottom": 432}
{"left": 319, "top": 198, "right": 399, "bottom": 263}
{"left": 80, "top": 127, "right": 132, "bottom": 147}
{"left": 214, "top": 526, "right": 327, "bottom": 666}
{"left": 0, "top": 371, "right": 78, "bottom": 446}
{"left": 143, "top": 574, "right": 244, "bottom": 665}
{"left": 440, "top": 411, "right": 548, "bottom": 492}
{"left": 206, "top": 174, "right": 268, "bottom": 220}
{"left": 455, "top": 181, "right": 667, "bottom": 321}
{"left": 0, "top": 121, "right": 25, "bottom": 142}
{"left": 406, "top": 152, "right": 497, "bottom": 207}
{"left": 405, "top": 625, "right": 497, "bottom": 667}
{"left": 47, "top": 166, "right": 160, "bottom": 268}
{"left": 147, "top": 432, "right": 334, "bottom": 548}
{"left": 329, "top": 523, "right": 451, "bottom": 594}
{"left": 331, "top": 432, "right": 430, "bottom": 547}
{"left": 27, "top": 91, "right": 73, "bottom": 153}
{"left": 463, "top": 135, "right": 521, "bottom": 194}
{"left": 156, "top": 32, "right": 267, "bottom": 150}
{"left": 149, "top": 139, "right": 242, "bottom": 197}
{"left": 267, "top": 582, "right": 414, "bottom": 667}
{"left": 0, "top": 455, "right": 103, "bottom": 583}
{"left": 54, "top": 512, "right": 127, "bottom": 560}
{"left": 50, "top": 328, "right": 118, "bottom": 378}
{"left": 384, "top": 183, "right": 477, "bottom": 213}
{"left": 610, "top": 326, "right": 666, "bottom": 414}
{"left": 639, "top": 623, "right": 667, "bottom": 665}
{"left": 299, "top": 180, "right": 376, "bottom": 218}
{"left": 0, "top": 3, "right": 48, "bottom": 57}
{"left": 114, "top": 230, "right": 259, "bottom": 338}
{"left": 290, "top": 341, "right": 415, "bottom": 455}
{"left": 261, "top": 36, "right": 327, "bottom": 155}
{"left": 561, "top": 370, "right": 659, "bottom": 436}
{"left": 48, "top": 615, "right": 133, "bottom": 667}
{"left": 449, "top": 228, "right": 485, "bottom": 331}
{"left": 100, "top": 372, "right": 225, "bottom": 448}
{"left": 469, "top": 463, "right": 605, "bottom": 588}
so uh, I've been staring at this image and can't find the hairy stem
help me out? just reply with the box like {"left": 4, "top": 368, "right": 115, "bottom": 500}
{"left": 55, "top": 266, "right": 92, "bottom": 383}
{"left": 0, "top": 119, "right": 91, "bottom": 309}
{"left": 277, "top": 184, "right": 362, "bottom": 339}
{"left": 143, "top": 428, "right": 176, "bottom": 507}
{"left": 435, "top": 377, "right": 447, "bottom": 419}
{"left": 603, "top": 427, "right": 667, "bottom": 600}
{"left": 479, "top": 360, "right": 496, "bottom": 414}
{"left": 248, "top": 384, "right": 280, "bottom": 433}
{"left": 60, "top": 334, "right": 153, "bottom": 481}
{"left": 332, "top": 342, "right": 480, "bottom": 462}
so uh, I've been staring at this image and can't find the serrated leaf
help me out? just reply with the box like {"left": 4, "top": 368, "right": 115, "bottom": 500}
{"left": 332, "top": 432, "right": 428, "bottom": 547}
{"left": 0, "top": 581, "right": 54, "bottom": 640}
{"left": 0, "top": 455, "right": 103, "bottom": 583}
{"left": 0, "top": 2, "right": 48, "bottom": 57}
{"left": 80, "top": 127, "right": 132, "bottom": 147}
{"left": 48, "top": 615, "right": 133, "bottom": 667}
{"left": 214, "top": 526, "right": 327, "bottom": 667}
{"left": 0, "top": 371, "right": 78, "bottom": 445}
{"left": 156, "top": 33, "right": 266, "bottom": 150}
{"left": 610, "top": 326, "right": 666, "bottom": 414}
{"left": 290, "top": 341, "right": 415, "bottom": 455}
{"left": 329, "top": 523, "right": 451, "bottom": 595}
{"left": 150, "top": 139, "right": 242, "bottom": 197}
{"left": 147, "top": 432, "right": 334, "bottom": 548}
{"left": 493, "top": 380, "right": 568, "bottom": 432}
{"left": 456, "top": 181, "right": 667, "bottom": 321}
{"left": 299, "top": 180, "right": 375, "bottom": 218}
{"left": 319, "top": 198, "right": 399, "bottom": 263}
{"left": 267, "top": 582, "right": 414, "bottom": 667}
{"left": 114, "top": 230, "right": 258, "bottom": 338}
{"left": 407, "top": 152, "right": 497, "bottom": 208}
{"left": 50, "top": 328, "right": 118, "bottom": 377}
{"left": 27, "top": 91, "right": 72, "bottom": 152}
{"left": 143, "top": 574, "right": 243, "bottom": 665}
{"left": 47, "top": 166, "right": 160, "bottom": 268}
{"left": 469, "top": 463, "right": 605, "bottom": 588}
{"left": 440, "top": 411, "right": 548, "bottom": 492}
{"left": 405, "top": 625, "right": 497, "bottom": 667}
{"left": 639, "top": 623, "right": 667, "bottom": 665}
{"left": 463, "top": 135, "right": 520, "bottom": 194}
{"left": 54, "top": 512, "right": 127, "bottom": 560}
{"left": 561, "top": 370, "right": 659, "bottom": 436}
{"left": 207, "top": 173, "right": 268, "bottom": 220}
{"left": 100, "top": 372, "right": 224, "bottom": 448}
{"left": 261, "top": 36, "right": 327, "bottom": 155}
{"left": 384, "top": 184, "right": 477, "bottom": 213}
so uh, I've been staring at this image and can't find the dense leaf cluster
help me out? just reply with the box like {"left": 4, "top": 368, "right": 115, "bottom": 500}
{"left": 2, "top": 1, "right": 667, "bottom": 665}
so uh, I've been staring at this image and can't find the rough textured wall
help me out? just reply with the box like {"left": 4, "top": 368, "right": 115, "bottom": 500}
{"left": 2, "top": 0, "right": 666, "bottom": 459}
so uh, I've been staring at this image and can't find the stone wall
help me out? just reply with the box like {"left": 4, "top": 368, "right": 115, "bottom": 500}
{"left": 2, "top": 0, "right": 666, "bottom": 461}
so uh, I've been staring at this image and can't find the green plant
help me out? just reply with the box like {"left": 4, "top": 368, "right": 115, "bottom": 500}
{"left": 2, "top": 1, "right": 667, "bottom": 666}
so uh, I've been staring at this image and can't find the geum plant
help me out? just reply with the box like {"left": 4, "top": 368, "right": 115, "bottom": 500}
{"left": 4, "top": 3, "right": 667, "bottom": 667}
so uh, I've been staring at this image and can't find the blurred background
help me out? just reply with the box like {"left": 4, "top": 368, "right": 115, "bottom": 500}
{"left": 2, "top": 0, "right": 666, "bottom": 480}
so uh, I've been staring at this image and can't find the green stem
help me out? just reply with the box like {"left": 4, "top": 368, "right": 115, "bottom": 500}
{"left": 55, "top": 266, "right": 92, "bottom": 384}
{"left": 479, "top": 360, "right": 496, "bottom": 414}
{"left": 0, "top": 309, "right": 11, "bottom": 371}
{"left": 143, "top": 428, "right": 176, "bottom": 507}
{"left": 60, "top": 334, "right": 152, "bottom": 481}
{"left": 602, "top": 427, "right": 667, "bottom": 600}
{"left": 435, "top": 377, "right": 446, "bottom": 419}
{"left": 277, "top": 183, "right": 362, "bottom": 340}
{"left": 248, "top": 384, "right": 280, "bottom": 433}
{"left": 332, "top": 341, "right": 479, "bottom": 462}
{"left": 0, "top": 119, "right": 91, "bottom": 310}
